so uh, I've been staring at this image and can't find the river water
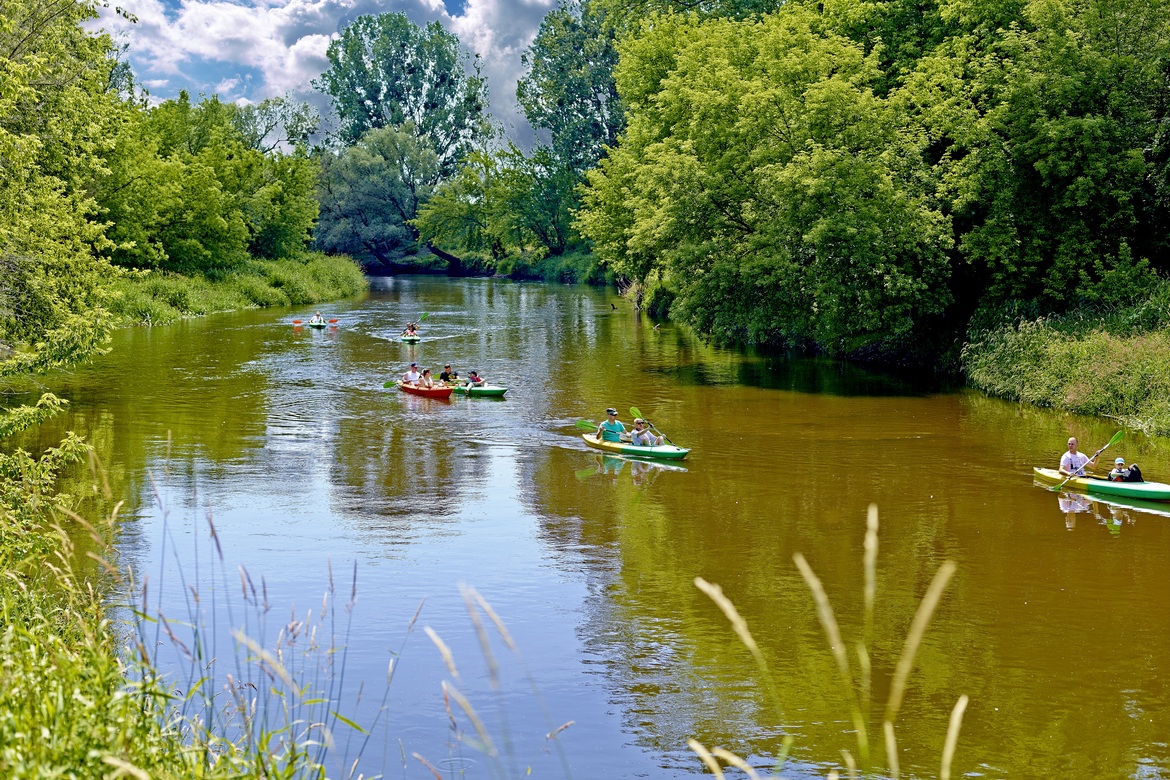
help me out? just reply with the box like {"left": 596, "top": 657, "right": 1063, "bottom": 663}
{"left": 17, "top": 276, "right": 1170, "bottom": 779}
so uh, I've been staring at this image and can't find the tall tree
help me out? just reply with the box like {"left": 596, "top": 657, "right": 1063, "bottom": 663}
{"left": 315, "top": 123, "right": 440, "bottom": 263}
{"left": 315, "top": 13, "right": 489, "bottom": 177}
{"left": 517, "top": 0, "right": 624, "bottom": 175}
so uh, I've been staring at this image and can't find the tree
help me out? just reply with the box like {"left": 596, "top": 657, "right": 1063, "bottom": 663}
{"left": 413, "top": 150, "right": 506, "bottom": 259}
{"left": 578, "top": 8, "right": 953, "bottom": 352}
{"left": 315, "top": 123, "right": 440, "bottom": 263}
{"left": 315, "top": 13, "right": 489, "bottom": 177}
{"left": 517, "top": 0, "right": 624, "bottom": 175}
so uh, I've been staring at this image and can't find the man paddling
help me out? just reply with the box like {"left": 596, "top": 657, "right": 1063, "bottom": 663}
{"left": 596, "top": 408, "right": 625, "bottom": 442}
{"left": 1059, "top": 437, "right": 1099, "bottom": 477}
{"left": 402, "top": 362, "right": 421, "bottom": 386}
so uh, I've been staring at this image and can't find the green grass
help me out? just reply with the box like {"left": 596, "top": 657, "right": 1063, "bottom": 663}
{"left": 109, "top": 253, "right": 368, "bottom": 326}
{"left": 962, "top": 282, "right": 1170, "bottom": 436}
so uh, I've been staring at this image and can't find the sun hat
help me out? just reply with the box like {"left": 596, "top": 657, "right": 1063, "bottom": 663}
{"left": 1115, "top": 457, "right": 1125, "bottom": 465}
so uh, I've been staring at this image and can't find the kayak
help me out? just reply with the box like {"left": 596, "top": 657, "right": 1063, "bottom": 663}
{"left": 1033, "top": 468, "right": 1170, "bottom": 502}
{"left": 582, "top": 433, "right": 689, "bottom": 460}
{"left": 452, "top": 384, "right": 508, "bottom": 397}
{"left": 401, "top": 334, "right": 421, "bottom": 343}
{"left": 395, "top": 381, "right": 452, "bottom": 399}
{"left": 307, "top": 321, "right": 327, "bottom": 329}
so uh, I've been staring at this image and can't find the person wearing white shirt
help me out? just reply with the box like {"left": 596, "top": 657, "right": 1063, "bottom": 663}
{"left": 1059, "top": 437, "right": 1098, "bottom": 477}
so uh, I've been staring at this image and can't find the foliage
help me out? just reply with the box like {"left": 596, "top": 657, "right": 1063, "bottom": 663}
{"left": 578, "top": 9, "right": 953, "bottom": 353}
{"left": 95, "top": 92, "right": 320, "bottom": 274}
{"left": 517, "top": 0, "right": 624, "bottom": 176}
{"left": 315, "top": 12, "right": 489, "bottom": 177}
{"left": 315, "top": 123, "right": 440, "bottom": 262}
{"left": 962, "top": 282, "right": 1170, "bottom": 435}
{"left": 109, "top": 254, "right": 367, "bottom": 326}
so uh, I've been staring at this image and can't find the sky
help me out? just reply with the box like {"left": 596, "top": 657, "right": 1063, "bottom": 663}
{"left": 95, "top": 0, "right": 554, "bottom": 143}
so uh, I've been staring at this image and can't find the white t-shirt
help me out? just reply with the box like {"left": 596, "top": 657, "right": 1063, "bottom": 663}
{"left": 402, "top": 369, "right": 421, "bottom": 383}
{"left": 1060, "top": 450, "right": 1092, "bottom": 476}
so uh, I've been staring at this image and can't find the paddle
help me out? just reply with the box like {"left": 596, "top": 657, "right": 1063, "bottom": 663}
{"left": 328, "top": 319, "right": 339, "bottom": 324}
{"left": 629, "top": 406, "right": 674, "bottom": 446}
{"left": 1050, "top": 430, "right": 1125, "bottom": 492}
{"left": 575, "top": 419, "right": 598, "bottom": 431}
{"left": 292, "top": 319, "right": 302, "bottom": 324}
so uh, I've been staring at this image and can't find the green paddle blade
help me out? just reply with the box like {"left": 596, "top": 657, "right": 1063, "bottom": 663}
{"left": 629, "top": 406, "right": 643, "bottom": 419}
{"left": 383, "top": 381, "right": 396, "bottom": 388}
{"left": 418, "top": 312, "right": 430, "bottom": 321}
{"left": 576, "top": 419, "right": 598, "bottom": 430}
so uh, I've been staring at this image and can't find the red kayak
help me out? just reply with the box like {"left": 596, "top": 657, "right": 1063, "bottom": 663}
{"left": 396, "top": 381, "right": 452, "bottom": 399}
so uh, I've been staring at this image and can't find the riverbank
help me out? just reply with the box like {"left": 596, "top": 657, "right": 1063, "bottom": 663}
{"left": 110, "top": 252, "right": 367, "bottom": 325}
{"left": 962, "top": 283, "right": 1170, "bottom": 436}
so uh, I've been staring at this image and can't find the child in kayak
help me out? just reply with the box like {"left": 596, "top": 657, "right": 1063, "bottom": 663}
{"left": 1108, "top": 457, "right": 1143, "bottom": 482}
{"left": 467, "top": 370, "right": 485, "bottom": 387}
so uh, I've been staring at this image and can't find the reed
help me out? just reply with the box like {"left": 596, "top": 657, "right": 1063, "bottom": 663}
{"left": 694, "top": 504, "right": 967, "bottom": 779}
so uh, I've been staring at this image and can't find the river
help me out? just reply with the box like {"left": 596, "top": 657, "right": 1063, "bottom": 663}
{"left": 17, "top": 276, "right": 1170, "bottom": 779}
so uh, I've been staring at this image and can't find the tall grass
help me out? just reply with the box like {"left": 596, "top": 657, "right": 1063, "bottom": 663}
{"left": 109, "top": 253, "right": 368, "bottom": 326}
{"left": 692, "top": 505, "right": 967, "bottom": 779}
{"left": 962, "top": 282, "right": 1170, "bottom": 436}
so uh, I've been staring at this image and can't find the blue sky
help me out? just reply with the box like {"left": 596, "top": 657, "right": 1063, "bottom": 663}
{"left": 96, "top": 0, "right": 555, "bottom": 140}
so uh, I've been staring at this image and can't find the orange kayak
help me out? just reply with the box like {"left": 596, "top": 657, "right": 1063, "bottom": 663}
{"left": 396, "top": 381, "right": 452, "bottom": 399}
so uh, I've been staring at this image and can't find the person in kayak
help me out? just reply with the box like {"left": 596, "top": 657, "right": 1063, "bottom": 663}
{"left": 467, "top": 370, "right": 485, "bottom": 387}
{"left": 1059, "top": 437, "right": 1099, "bottom": 477}
{"left": 1108, "top": 457, "right": 1143, "bottom": 482}
{"left": 417, "top": 368, "right": 435, "bottom": 389}
{"left": 402, "top": 362, "right": 421, "bottom": 385}
{"left": 439, "top": 364, "right": 459, "bottom": 383}
{"left": 309, "top": 311, "right": 325, "bottom": 324}
{"left": 596, "top": 408, "right": 626, "bottom": 442}
{"left": 403, "top": 322, "right": 419, "bottom": 336}
{"left": 630, "top": 418, "right": 664, "bottom": 447}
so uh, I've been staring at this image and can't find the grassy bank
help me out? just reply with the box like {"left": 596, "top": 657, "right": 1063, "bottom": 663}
{"left": 110, "top": 252, "right": 368, "bottom": 326}
{"left": 962, "top": 283, "right": 1170, "bottom": 436}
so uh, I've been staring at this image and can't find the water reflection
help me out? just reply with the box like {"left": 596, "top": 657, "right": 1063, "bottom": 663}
{"left": 12, "top": 276, "right": 1170, "bottom": 780}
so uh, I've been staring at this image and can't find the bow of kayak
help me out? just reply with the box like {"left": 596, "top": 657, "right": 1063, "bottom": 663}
{"left": 1033, "top": 467, "right": 1170, "bottom": 502}
{"left": 583, "top": 433, "right": 689, "bottom": 460}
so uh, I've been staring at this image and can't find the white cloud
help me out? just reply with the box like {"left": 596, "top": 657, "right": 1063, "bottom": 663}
{"left": 96, "top": 0, "right": 550, "bottom": 142}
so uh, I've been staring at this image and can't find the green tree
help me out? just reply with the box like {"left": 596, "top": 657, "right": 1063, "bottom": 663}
{"left": 518, "top": 0, "right": 624, "bottom": 175}
{"left": 316, "top": 123, "right": 440, "bottom": 262}
{"left": 578, "top": 9, "right": 953, "bottom": 352}
{"left": 414, "top": 150, "right": 506, "bottom": 259}
{"left": 315, "top": 13, "right": 489, "bottom": 177}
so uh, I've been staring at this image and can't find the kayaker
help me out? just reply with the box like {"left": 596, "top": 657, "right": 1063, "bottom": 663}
{"left": 402, "top": 362, "right": 421, "bottom": 385}
{"left": 1059, "top": 437, "right": 1099, "bottom": 477}
{"left": 630, "top": 418, "right": 664, "bottom": 447}
{"left": 403, "top": 322, "right": 418, "bottom": 336}
{"left": 418, "top": 368, "right": 435, "bottom": 389}
{"left": 467, "top": 370, "right": 485, "bottom": 387}
{"left": 309, "top": 311, "right": 324, "bottom": 324}
{"left": 439, "top": 364, "right": 458, "bottom": 383}
{"left": 596, "top": 408, "right": 625, "bottom": 442}
{"left": 1108, "top": 457, "right": 1143, "bottom": 482}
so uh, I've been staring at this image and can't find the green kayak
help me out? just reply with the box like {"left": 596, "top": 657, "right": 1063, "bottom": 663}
{"left": 452, "top": 384, "right": 507, "bottom": 397}
{"left": 1033, "top": 467, "right": 1170, "bottom": 502}
{"left": 307, "top": 321, "right": 327, "bottom": 329}
{"left": 401, "top": 334, "right": 421, "bottom": 343}
{"left": 583, "top": 433, "right": 690, "bottom": 460}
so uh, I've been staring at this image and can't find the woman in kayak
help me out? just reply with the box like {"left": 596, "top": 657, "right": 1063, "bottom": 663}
{"left": 630, "top": 418, "right": 664, "bottom": 447}
{"left": 309, "top": 311, "right": 325, "bottom": 324}
{"left": 417, "top": 368, "right": 436, "bottom": 389}
{"left": 402, "top": 322, "right": 419, "bottom": 336}
{"left": 596, "top": 408, "right": 625, "bottom": 442}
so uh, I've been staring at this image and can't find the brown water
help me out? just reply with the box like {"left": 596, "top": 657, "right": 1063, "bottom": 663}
{"left": 16, "top": 276, "right": 1170, "bottom": 779}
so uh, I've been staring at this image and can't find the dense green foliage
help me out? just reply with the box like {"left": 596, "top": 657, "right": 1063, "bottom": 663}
{"left": 315, "top": 13, "right": 489, "bottom": 175}
{"left": 963, "top": 282, "right": 1170, "bottom": 435}
{"left": 573, "top": 0, "right": 1169, "bottom": 358}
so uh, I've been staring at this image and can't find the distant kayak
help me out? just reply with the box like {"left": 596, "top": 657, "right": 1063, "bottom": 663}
{"left": 1033, "top": 467, "right": 1170, "bottom": 502}
{"left": 582, "top": 433, "right": 689, "bottom": 460}
{"left": 401, "top": 334, "right": 421, "bottom": 343}
{"left": 307, "top": 321, "right": 327, "bottom": 329}
{"left": 452, "top": 384, "right": 507, "bottom": 397}
{"left": 395, "top": 381, "right": 452, "bottom": 399}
